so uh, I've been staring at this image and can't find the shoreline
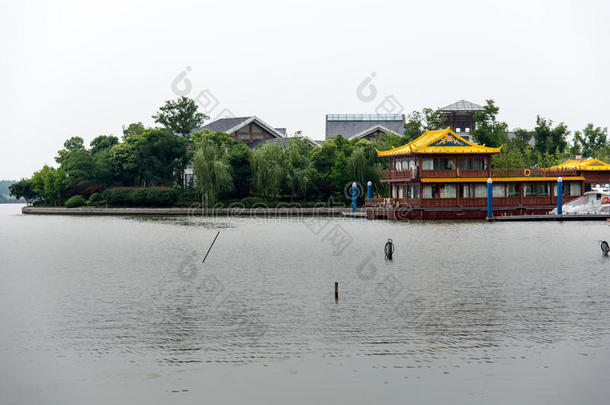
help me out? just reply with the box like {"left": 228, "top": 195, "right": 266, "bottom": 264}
{"left": 21, "top": 206, "right": 354, "bottom": 217}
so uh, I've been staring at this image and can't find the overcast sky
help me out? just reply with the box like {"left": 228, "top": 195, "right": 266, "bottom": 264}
{"left": 1, "top": 0, "right": 609, "bottom": 179}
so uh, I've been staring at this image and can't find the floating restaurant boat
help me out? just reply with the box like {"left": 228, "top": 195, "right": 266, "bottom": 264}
{"left": 365, "top": 127, "right": 610, "bottom": 220}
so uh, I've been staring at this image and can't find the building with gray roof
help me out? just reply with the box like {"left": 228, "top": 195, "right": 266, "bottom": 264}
{"left": 193, "top": 116, "right": 286, "bottom": 148}
{"left": 325, "top": 114, "right": 405, "bottom": 141}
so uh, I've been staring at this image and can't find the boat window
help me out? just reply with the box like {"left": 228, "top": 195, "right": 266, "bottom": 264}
{"left": 473, "top": 158, "right": 488, "bottom": 170}
{"left": 460, "top": 184, "right": 472, "bottom": 198}
{"left": 444, "top": 184, "right": 456, "bottom": 198}
{"left": 422, "top": 185, "right": 432, "bottom": 198}
{"left": 597, "top": 194, "right": 601, "bottom": 200}
{"left": 537, "top": 183, "right": 550, "bottom": 197}
{"left": 458, "top": 159, "right": 472, "bottom": 170}
{"left": 493, "top": 184, "right": 506, "bottom": 198}
{"left": 524, "top": 184, "right": 537, "bottom": 197}
{"left": 507, "top": 184, "right": 520, "bottom": 197}
{"left": 422, "top": 158, "right": 437, "bottom": 170}
{"left": 439, "top": 158, "right": 456, "bottom": 170}
{"left": 474, "top": 184, "right": 487, "bottom": 198}
{"left": 407, "top": 184, "right": 419, "bottom": 199}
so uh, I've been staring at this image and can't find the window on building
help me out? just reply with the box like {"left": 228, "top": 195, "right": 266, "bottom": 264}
{"left": 238, "top": 134, "right": 250, "bottom": 140}
{"left": 458, "top": 158, "right": 472, "bottom": 170}
{"left": 569, "top": 182, "right": 581, "bottom": 196}
{"left": 408, "top": 184, "right": 419, "bottom": 199}
{"left": 507, "top": 184, "right": 520, "bottom": 197}
{"left": 473, "top": 158, "right": 488, "bottom": 170}
{"left": 460, "top": 184, "right": 472, "bottom": 198}
{"left": 444, "top": 184, "right": 456, "bottom": 198}
{"left": 524, "top": 184, "right": 537, "bottom": 197}
{"left": 422, "top": 158, "right": 436, "bottom": 170}
{"left": 474, "top": 184, "right": 487, "bottom": 198}
{"left": 493, "top": 184, "right": 506, "bottom": 198}
{"left": 423, "top": 185, "right": 432, "bottom": 199}
{"left": 401, "top": 160, "right": 408, "bottom": 170}
{"left": 537, "top": 183, "right": 550, "bottom": 196}
{"left": 439, "top": 158, "right": 456, "bottom": 170}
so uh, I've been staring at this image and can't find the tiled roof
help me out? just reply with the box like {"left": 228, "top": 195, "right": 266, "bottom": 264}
{"left": 550, "top": 159, "right": 610, "bottom": 171}
{"left": 325, "top": 114, "right": 405, "bottom": 139}
{"left": 194, "top": 116, "right": 285, "bottom": 139}
{"left": 440, "top": 100, "right": 484, "bottom": 112}
{"left": 376, "top": 127, "right": 501, "bottom": 156}
{"left": 196, "top": 117, "right": 251, "bottom": 133}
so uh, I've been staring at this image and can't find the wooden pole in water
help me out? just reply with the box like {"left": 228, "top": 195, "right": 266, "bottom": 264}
{"left": 202, "top": 231, "right": 220, "bottom": 264}
{"left": 335, "top": 282, "right": 339, "bottom": 301}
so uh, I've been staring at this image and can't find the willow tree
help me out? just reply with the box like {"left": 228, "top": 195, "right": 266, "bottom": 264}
{"left": 251, "top": 144, "right": 284, "bottom": 199}
{"left": 193, "top": 139, "right": 233, "bottom": 206}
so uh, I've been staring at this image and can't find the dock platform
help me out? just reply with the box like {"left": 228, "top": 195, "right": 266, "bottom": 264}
{"left": 494, "top": 214, "right": 610, "bottom": 221}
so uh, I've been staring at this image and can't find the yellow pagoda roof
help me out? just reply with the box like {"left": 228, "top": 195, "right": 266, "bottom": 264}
{"left": 376, "top": 127, "right": 502, "bottom": 157}
{"left": 549, "top": 158, "right": 610, "bottom": 171}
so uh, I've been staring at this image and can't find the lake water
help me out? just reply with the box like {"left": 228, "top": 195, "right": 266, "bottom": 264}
{"left": 1, "top": 203, "right": 610, "bottom": 404}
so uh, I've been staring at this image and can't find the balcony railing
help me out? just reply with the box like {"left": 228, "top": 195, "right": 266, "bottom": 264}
{"left": 490, "top": 168, "right": 578, "bottom": 177}
{"left": 381, "top": 167, "right": 580, "bottom": 181}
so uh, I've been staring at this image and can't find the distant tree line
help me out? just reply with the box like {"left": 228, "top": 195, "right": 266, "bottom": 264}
{"left": 10, "top": 97, "right": 608, "bottom": 207}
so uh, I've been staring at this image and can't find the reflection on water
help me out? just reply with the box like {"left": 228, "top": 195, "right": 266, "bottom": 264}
{"left": 1, "top": 204, "right": 610, "bottom": 404}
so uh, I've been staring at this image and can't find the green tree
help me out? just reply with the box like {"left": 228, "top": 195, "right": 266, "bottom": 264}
{"left": 251, "top": 143, "right": 284, "bottom": 199}
{"left": 122, "top": 122, "right": 146, "bottom": 140}
{"left": 193, "top": 139, "right": 233, "bottom": 206}
{"left": 572, "top": 123, "right": 608, "bottom": 157}
{"left": 128, "top": 129, "right": 189, "bottom": 186}
{"left": 153, "top": 97, "right": 208, "bottom": 136}
{"left": 55, "top": 136, "right": 86, "bottom": 164}
{"left": 31, "top": 165, "right": 67, "bottom": 205}
{"left": 472, "top": 100, "right": 508, "bottom": 148}
{"left": 9, "top": 179, "right": 37, "bottom": 204}
{"left": 90, "top": 135, "right": 119, "bottom": 154}
{"left": 532, "top": 116, "right": 569, "bottom": 155}
{"left": 108, "top": 142, "right": 139, "bottom": 186}
{"left": 404, "top": 108, "right": 446, "bottom": 142}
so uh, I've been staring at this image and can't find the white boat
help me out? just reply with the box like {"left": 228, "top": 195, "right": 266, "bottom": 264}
{"left": 551, "top": 188, "right": 610, "bottom": 215}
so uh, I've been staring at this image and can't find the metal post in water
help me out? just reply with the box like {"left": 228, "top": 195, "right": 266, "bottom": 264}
{"left": 335, "top": 282, "right": 339, "bottom": 302}
{"left": 557, "top": 177, "right": 563, "bottom": 216}
{"left": 367, "top": 181, "right": 373, "bottom": 200}
{"left": 352, "top": 182, "right": 357, "bottom": 213}
{"left": 487, "top": 178, "right": 493, "bottom": 220}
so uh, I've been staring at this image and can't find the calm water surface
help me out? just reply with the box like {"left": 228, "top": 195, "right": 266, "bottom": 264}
{"left": 1, "top": 204, "right": 610, "bottom": 404}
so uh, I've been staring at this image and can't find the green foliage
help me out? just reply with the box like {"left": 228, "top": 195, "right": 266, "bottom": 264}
{"left": 8, "top": 179, "right": 36, "bottom": 203}
{"left": 64, "top": 195, "right": 86, "bottom": 208}
{"left": 404, "top": 108, "right": 446, "bottom": 142}
{"left": 102, "top": 187, "right": 178, "bottom": 207}
{"left": 55, "top": 136, "right": 86, "bottom": 164}
{"left": 122, "top": 122, "right": 146, "bottom": 140}
{"left": 472, "top": 100, "right": 508, "bottom": 148}
{"left": 192, "top": 138, "right": 234, "bottom": 206}
{"left": 240, "top": 196, "right": 264, "bottom": 208}
{"left": 572, "top": 123, "right": 608, "bottom": 157}
{"left": 251, "top": 143, "right": 284, "bottom": 198}
{"left": 88, "top": 192, "right": 103, "bottom": 203}
{"left": 30, "top": 165, "right": 68, "bottom": 206}
{"left": 532, "top": 115, "right": 569, "bottom": 155}
{"left": 90, "top": 135, "right": 119, "bottom": 154}
{"left": 153, "top": 97, "right": 208, "bottom": 136}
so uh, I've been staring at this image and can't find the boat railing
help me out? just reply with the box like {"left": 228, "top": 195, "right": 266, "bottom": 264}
{"left": 490, "top": 168, "right": 578, "bottom": 178}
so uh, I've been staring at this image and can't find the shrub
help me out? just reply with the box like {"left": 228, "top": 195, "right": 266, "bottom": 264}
{"left": 102, "top": 187, "right": 178, "bottom": 207}
{"left": 240, "top": 196, "right": 265, "bottom": 208}
{"left": 65, "top": 195, "right": 86, "bottom": 208}
{"left": 88, "top": 192, "right": 103, "bottom": 203}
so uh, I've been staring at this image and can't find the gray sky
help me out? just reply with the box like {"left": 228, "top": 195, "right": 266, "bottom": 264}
{"left": 1, "top": 0, "right": 609, "bottom": 180}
